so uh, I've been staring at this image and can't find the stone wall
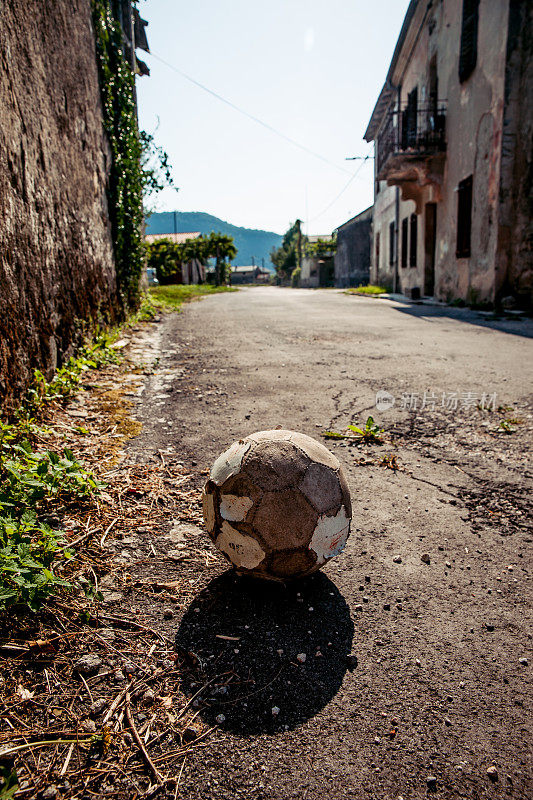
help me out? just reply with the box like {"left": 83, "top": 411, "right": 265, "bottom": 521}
{"left": 0, "top": 0, "right": 118, "bottom": 409}
{"left": 334, "top": 207, "right": 372, "bottom": 288}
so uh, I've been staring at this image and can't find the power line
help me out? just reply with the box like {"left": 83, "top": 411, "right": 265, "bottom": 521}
{"left": 148, "top": 52, "right": 351, "bottom": 175}
{"left": 308, "top": 152, "right": 373, "bottom": 223}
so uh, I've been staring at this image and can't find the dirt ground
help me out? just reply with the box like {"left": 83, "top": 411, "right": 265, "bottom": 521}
{"left": 118, "top": 287, "right": 532, "bottom": 800}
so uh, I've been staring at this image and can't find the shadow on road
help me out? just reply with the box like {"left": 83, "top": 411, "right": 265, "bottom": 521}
{"left": 390, "top": 302, "right": 533, "bottom": 339}
{"left": 175, "top": 570, "right": 354, "bottom": 735}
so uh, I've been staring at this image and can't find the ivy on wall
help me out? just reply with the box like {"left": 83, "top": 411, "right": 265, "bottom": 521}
{"left": 91, "top": 0, "right": 144, "bottom": 310}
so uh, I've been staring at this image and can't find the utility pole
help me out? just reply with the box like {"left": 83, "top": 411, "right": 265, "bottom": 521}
{"left": 251, "top": 255, "right": 255, "bottom": 267}
{"left": 296, "top": 219, "right": 303, "bottom": 271}
{"left": 173, "top": 210, "right": 177, "bottom": 235}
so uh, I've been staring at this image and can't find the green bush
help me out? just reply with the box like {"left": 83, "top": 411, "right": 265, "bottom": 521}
{"left": 291, "top": 266, "right": 301, "bottom": 287}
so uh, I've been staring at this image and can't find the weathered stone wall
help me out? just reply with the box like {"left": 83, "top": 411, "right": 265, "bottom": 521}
{"left": 0, "top": 0, "right": 118, "bottom": 409}
{"left": 334, "top": 207, "right": 372, "bottom": 288}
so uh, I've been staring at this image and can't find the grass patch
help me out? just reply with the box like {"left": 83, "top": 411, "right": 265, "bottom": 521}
{"left": 345, "top": 285, "right": 388, "bottom": 297}
{"left": 149, "top": 283, "right": 237, "bottom": 311}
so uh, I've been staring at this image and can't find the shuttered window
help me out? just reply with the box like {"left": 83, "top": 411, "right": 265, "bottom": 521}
{"left": 459, "top": 0, "right": 479, "bottom": 83}
{"left": 401, "top": 218, "right": 408, "bottom": 268}
{"left": 456, "top": 175, "right": 473, "bottom": 257}
{"left": 409, "top": 214, "right": 417, "bottom": 267}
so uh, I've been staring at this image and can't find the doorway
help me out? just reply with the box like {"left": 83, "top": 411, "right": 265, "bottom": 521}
{"left": 424, "top": 202, "right": 437, "bottom": 296}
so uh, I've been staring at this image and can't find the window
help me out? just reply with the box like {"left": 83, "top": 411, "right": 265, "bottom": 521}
{"left": 389, "top": 221, "right": 395, "bottom": 266}
{"left": 402, "top": 87, "right": 418, "bottom": 150}
{"left": 375, "top": 232, "right": 380, "bottom": 274}
{"left": 459, "top": 0, "right": 479, "bottom": 83}
{"left": 456, "top": 175, "right": 473, "bottom": 257}
{"left": 409, "top": 214, "right": 417, "bottom": 267}
{"left": 401, "top": 217, "right": 408, "bottom": 268}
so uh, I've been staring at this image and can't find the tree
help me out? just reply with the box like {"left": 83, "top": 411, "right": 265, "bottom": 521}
{"left": 205, "top": 232, "right": 237, "bottom": 286}
{"left": 144, "top": 232, "right": 237, "bottom": 285}
{"left": 270, "top": 220, "right": 307, "bottom": 284}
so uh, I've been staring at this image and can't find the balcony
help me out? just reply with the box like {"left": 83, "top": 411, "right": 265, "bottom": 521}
{"left": 376, "top": 105, "right": 447, "bottom": 183}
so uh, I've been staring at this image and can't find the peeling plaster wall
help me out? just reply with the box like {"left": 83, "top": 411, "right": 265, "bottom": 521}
{"left": 370, "top": 184, "right": 396, "bottom": 289}
{"left": 0, "top": 0, "right": 118, "bottom": 408}
{"left": 496, "top": 0, "right": 533, "bottom": 306}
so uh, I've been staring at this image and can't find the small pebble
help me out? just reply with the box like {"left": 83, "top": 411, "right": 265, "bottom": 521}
{"left": 421, "top": 553, "right": 431, "bottom": 564}
{"left": 415, "top": 659, "right": 421, "bottom": 666}
{"left": 393, "top": 556, "right": 402, "bottom": 564}
{"left": 114, "top": 670, "right": 125, "bottom": 682}
{"left": 487, "top": 766, "right": 498, "bottom": 782}
{"left": 271, "top": 706, "right": 280, "bottom": 716}
{"left": 518, "top": 657, "right": 528, "bottom": 666}
{"left": 445, "top": 561, "right": 451, "bottom": 568}
{"left": 75, "top": 654, "right": 102, "bottom": 676}
{"left": 355, "top": 604, "right": 363, "bottom": 612}
{"left": 215, "top": 714, "right": 226, "bottom": 724}
{"left": 90, "top": 698, "right": 107, "bottom": 715}
{"left": 81, "top": 719, "right": 96, "bottom": 733}
{"left": 41, "top": 787, "right": 58, "bottom": 800}
{"left": 383, "top": 603, "right": 391, "bottom": 611}
{"left": 296, "top": 653, "right": 306, "bottom": 663}
{"left": 143, "top": 689, "right": 155, "bottom": 705}
{"left": 346, "top": 654, "right": 358, "bottom": 670}
{"left": 426, "top": 775, "right": 437, "bottom": 788}
{"left": 163, "top": 607, "right": 174, "bottom": 619}
{"left": 485, "top": 623, "right": 495, "bottom": 631}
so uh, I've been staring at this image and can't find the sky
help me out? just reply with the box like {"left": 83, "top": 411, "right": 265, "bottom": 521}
{"left": 136, "top": 0, "right": 410, "bottom": 236}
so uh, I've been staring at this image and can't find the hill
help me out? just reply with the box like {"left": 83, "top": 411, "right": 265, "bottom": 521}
{"left": 145, "top": 211, "right": 282, "bottom": 269}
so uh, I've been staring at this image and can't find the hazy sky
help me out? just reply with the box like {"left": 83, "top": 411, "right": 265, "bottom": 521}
{"left": 136, "top": 0, "right": 410, "bottom": 235}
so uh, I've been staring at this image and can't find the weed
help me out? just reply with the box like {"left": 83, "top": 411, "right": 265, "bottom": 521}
{"left": 0, "top": 512, "right": 72, "bottom": 611}
{"left": 498, "top": 420, "right": 516, "bottom": 434}
{"left": 324, "top": 416, "right": 384, "bottom": 444}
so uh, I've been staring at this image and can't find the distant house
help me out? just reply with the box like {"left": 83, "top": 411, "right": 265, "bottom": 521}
{"left": 334, "top": 207, "right": 373, "bottom": 288}
{"left": 230, "top": 265, "right": 271, "bottom": 284}
{"left": 300, "top": 235, "right": 335, "bottom": 288}
{"left": 144, "top": 232, "right": 206, "bottom": 284}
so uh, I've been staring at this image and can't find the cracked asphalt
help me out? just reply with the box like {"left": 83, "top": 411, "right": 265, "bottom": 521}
{"left": 128, "top": 287, "right": 532, "bottom": 800}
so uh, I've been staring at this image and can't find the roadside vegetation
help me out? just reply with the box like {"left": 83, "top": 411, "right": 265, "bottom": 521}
{"left": 345, "top": 285, "right": 388, "bottom": 297}
{"left": 149, "top": 284, "right": 237, "bottom": 311}
{"left": 0, "top": 338, "right": 119, "bottom": 611}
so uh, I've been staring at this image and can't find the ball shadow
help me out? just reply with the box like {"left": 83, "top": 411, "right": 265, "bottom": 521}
{"left": 175, "top": 570, "right": 354, "bottom": 735}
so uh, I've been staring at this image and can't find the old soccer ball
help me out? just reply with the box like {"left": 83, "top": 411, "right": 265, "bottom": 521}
{"left": 202, "top": 430, "right": 351, "bottom": 580}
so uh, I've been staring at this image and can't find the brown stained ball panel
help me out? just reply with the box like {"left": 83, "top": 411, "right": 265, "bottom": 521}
{"left": 289, "top": 432, "right": 340, "bottom": 471}
{"left": 268, "top": 548, "right": 318, "bottom": 579}
{"left": 252, "top": 488, "right": 318, "bottom": 550}
{"left": 299, "top": 462, "right": 342, "bottom": 514}
{"left": 338, "top": 468, "right": 352, "bottom": 518}
{"left": 241, "top": 441, "right": 311, "bottom": 492}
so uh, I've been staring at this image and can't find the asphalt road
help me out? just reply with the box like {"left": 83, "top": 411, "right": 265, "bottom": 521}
{"left": 130, "top": 287, "right": 533, "bottom": 800}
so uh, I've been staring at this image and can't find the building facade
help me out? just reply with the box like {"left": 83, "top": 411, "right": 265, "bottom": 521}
{"left": 364, "top": 0, "right": 532, "bottom": 307}
{"left": 334, "top": 207, "right": 373, "bottom": 288}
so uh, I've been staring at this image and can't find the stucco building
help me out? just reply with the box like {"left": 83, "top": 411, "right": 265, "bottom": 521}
{"left": 334, "top": 207, "right": 373, "bottom": 288}
{"left": 364, "top": 0, "right": 532, "bottom": 307}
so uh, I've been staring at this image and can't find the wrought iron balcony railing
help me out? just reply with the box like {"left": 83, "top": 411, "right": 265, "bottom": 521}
{"left": 376, "top": 105, "right": 447, "bottom": 178}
